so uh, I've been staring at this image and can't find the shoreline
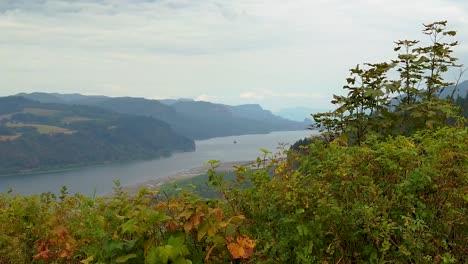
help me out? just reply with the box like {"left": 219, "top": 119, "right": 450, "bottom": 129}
{"left": 1, "top": 130, "right": 313, "bottom": 178}
{"left": 0, "top": 148, "right": 194, "bottom": 178}
{"left": 119, "top": 160, "right": 253, "bottom": 196}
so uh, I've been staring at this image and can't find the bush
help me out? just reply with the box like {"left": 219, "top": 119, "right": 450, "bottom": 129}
{"left": 236, "top": 126, "right": 467, "bottom": 263}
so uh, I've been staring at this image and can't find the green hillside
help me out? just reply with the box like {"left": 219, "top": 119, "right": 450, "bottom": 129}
{"left": 18, "top": 93, "right": 308, "bottom": 140}
{"left": 0, "top": 96, "right": 194, "bottom": 175}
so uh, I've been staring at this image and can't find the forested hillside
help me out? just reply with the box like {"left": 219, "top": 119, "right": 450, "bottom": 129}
{"left": 1, "top": 21, "right": 467, "bottom": 264}
{"left": 456, "top": 93, "right": 468, "bottom": 118}
{"left": 0, "top": 97, "right": 194, "bottom": 175}
{"left": 18, "top": 93, "right": 308, "bottom": 139}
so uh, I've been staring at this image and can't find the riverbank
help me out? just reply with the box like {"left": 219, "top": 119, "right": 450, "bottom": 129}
{"left": 1, "top": 130, "right": 313, "bottom": 195}
{"left": 120, "top": 160, "right": 253, "bottom": 196}
{"left": 0, "top": 148, "right": 194, "bottom": 178}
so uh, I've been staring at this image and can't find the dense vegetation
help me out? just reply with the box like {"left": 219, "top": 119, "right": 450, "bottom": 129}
{"left": 0, "top": 97, "right": 194, "bottom": 175}
{"left": 18, "top": 93, "right": 308, "bottom": 140}
{"left": 455, "top": 93, "right": 468, "bottom": 118}
{"left": 0, "top": 21, "right": 467, "bottom": 263}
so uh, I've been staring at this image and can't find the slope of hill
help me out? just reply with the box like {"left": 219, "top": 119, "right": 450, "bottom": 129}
{"left": 390, "top": 80, "right": 468, "bottom": 106}
{"left": 168, "top": 101, "right": 274, "bottom": 139}
{"left": 0, "top": 96, "right": 194, "bottom": 175}
{"left": 439, "top": 79, "right": 468, "bottom": 99}
{"left": 455, "top": 93, "right": 468, "bottom": 118}
{"left": 159, "top": 98, "right": 194, "bottom": 105}
{"left": 226, "top": 104, "right": 309, "bottom": 129}
{"left": 18, "top": 93, "right": 308, "bottom": 140}
{"left": 16, "top": 92, "right": 66, "bottom": 104}
{"left": 275, "top": 107, "right": 328, "bottom": 122}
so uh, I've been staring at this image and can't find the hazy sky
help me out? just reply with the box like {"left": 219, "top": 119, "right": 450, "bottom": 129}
{"left": 1, "top": 0, "right": 468, "bottom": 111}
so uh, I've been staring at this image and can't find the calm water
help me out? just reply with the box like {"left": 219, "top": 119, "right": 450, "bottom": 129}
{"left": 0, "top": 130, "right": 316, "bottom": 195}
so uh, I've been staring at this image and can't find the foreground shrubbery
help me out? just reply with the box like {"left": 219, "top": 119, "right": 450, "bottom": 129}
{"left": 0, "top": 181, "right": 253, "bottom": 264}
{"left": 239, "top": 126, "right": 467, "bottom": 263}
{"left": 0, "top": 126, "right": 466, "bottom": 263}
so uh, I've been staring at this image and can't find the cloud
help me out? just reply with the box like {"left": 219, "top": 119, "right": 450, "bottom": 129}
{"left": 240, "top": 92, "right": 264, "bottom": 99}
{"left": 0, "top": 0, "right": 289, "bottom": 56}
{"left": 0, "top": 0, "right": 467, "bottom": 111}
{"left": 240, "top": 89, "right": 324, "bottom": 100}
{"left": 195, "top": 94, "right": 222, "bottom": 101}
{"left": 285, "top": 93, "right": 324, "bottom": 100}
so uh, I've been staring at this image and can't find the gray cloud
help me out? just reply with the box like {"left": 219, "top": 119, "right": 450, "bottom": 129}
{"left": 1, "top": 0, "right": 467, "bottom": 110}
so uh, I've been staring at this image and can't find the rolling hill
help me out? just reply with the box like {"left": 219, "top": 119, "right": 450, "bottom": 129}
{"left": 0, "top": 96, "right": 194, "bottom": 175}
{"left": 17, "top": 93, "right": 309, "bottom": 139}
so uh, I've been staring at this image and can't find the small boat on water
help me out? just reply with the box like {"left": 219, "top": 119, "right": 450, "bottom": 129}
{"left": 233, "top": 140, "right": 237, "bottom": 144}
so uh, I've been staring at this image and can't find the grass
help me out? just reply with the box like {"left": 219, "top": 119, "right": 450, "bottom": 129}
{"left": 0, "top": 108, "right": 61, "bottom": 121}
{"left": 0, "top": 134, "right": 20, "bottom": 141}
{"left": 0, "top": 113, "right": 14, "bottom": 120}
{"left": 159, "top": 171, "right": 253, "bottom": 198}
{"left": 6, "top": 123, "right": 76, "bottom": 135}
{"left": 23, "top": 108, "right": 61, "bottom": 117}
{"left": 62, "top": 116, "right": 93, "bottom": 123}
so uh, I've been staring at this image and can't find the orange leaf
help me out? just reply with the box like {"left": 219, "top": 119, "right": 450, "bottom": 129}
{"left": 237, "top": 235, "right": 256, "bottom": 249}
{"left": 192, "top": 212, "right": 204, "bottom": 227}
{"left": 59, "top": 248, "right": 73, "bottom": 259}
{"left": 227, "top": 243, "right": 246, "bottom": 259}
{"left": 34, "top": 248, "right": 53, "bottom": 261}
{"left": 227, "top": 235, "right": 256, "bottom": 259}
{"left": 53, "top": 225, "right": 68, "bottom": 238}
{"left": 216, "top": 208, "right": 223, "bottom": 222}
{"left": 184, "top": 220, "right": 193, "bottom": 233}
{"left": 165, "top": 221, "right": 178, "bottom": 233}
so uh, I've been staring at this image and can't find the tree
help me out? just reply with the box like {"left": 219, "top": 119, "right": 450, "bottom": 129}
{"left": 312, "top": 21, "right": 465, "bottom": 145}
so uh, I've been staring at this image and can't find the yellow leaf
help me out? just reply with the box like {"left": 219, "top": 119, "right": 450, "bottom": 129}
{"left": 207, "top": 225, "right": 217, "bottom": 237}
{"left": 179, "top": 209, "right": 193, "bottom": 219}
{"left": 80, "top": 256, "right": 94, "bottom": 264}
{"left": 228, "top": 215, "right": 245, "bottom": 224}
{"left": 197, "top": 221, "right": 209, "bottom": 241}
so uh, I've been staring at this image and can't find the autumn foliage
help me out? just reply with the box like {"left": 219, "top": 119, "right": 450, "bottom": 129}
{"left": 0, "top": 182, "right": 257, "bottom": 263}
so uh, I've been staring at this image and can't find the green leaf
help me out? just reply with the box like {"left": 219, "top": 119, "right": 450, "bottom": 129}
{"left": 121, "top": 218, "right": 137, "bottom": 234}
{"left": 168, "top": 234, "right": 185, "bottom": 248}
{"left": 104, "top": 240, "right": 125, "bottom": 252}
{"left": 173, "top": 257, "right": 192, "bottom": 264}
{"left": 259, "top": 148, "right": 271, "bottom": 155}
{"left": 145, "top": 246, "right": 168, "bottom": 264}
{"left": 116, "top": 254, "right": 137, "bottom": 263}
{"left": 197, "top": 221, "right": 209, "bottom": 241}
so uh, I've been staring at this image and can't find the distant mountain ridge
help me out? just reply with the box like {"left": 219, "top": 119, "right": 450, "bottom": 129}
{"left": 17, "top": 93, "right": 308, "bottom": 140}
{"left": 275, "top": 107, "right": 329, "bottom": 122}
{"left": 440, "top": 80, "right": 468, "bottom": 99}
{"left": 0, "top": 96, "right": 194, "bottom": 175}
{"left": 390, "top": 80, "right": 468, "bottom": 106}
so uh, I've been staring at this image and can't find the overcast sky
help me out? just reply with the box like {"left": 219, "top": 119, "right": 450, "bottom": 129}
{"left": 1, "top": 0, "right": 467, "bottom": 111}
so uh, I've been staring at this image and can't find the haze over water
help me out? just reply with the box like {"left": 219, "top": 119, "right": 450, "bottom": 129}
{"left": 0, "top": 130, "right": 315, "bottom": 195}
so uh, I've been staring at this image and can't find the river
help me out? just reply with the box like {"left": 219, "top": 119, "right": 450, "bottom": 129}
{"left": 0, "top": 130, "right": 316, "bottom": 195}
